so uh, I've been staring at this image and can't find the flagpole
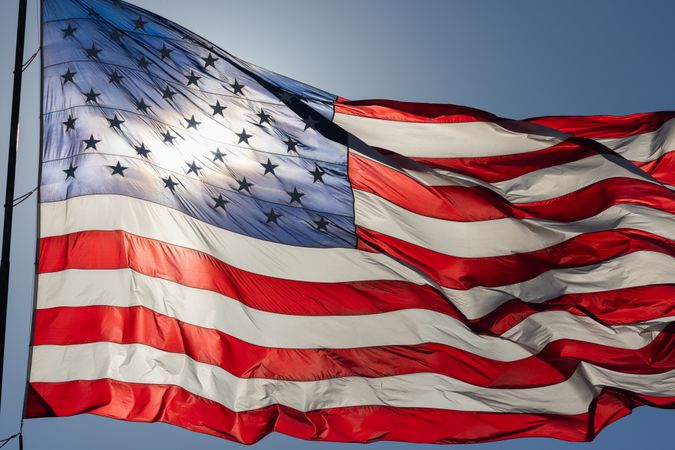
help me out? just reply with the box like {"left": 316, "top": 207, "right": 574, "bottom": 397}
{"left": 0, "top": 0, "right": 29, "bottom": 407}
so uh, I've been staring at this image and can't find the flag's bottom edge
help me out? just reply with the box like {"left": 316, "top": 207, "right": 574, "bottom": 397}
{"left": 24, "top": 379, "right": 675, "bottom": 445}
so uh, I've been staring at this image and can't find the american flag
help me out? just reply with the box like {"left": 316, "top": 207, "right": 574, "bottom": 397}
{"left": 28, "top": 0, "right": 675, "bottom": 444}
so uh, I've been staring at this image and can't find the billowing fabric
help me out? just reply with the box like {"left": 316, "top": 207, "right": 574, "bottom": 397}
{"left": 28, "top": 0, "right": 675, "bottom": 444}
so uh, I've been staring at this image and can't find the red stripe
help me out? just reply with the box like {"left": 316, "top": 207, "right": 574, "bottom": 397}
{"left": 25, "top": 380, "right": 675, "bottom": 444}
{"left": 357, "top": 226, "right": 675, "bottom": 291}
{"left": 40, "top": 228, "right": 675, "bottom": 325}
{"left": 535, "top": 326, "right": 675, "bottom": 376}
{"left": 349, "top": 151, "right": 675, "bottom": 222}
{"left": 633, "top": 151, "right": 675, "bottom": 186}
{"left": 513, "top": 176, "right": 675, "bottom": 221}
{"left": 38, "top": 230, "right": 461, "bottom": 318}
{"left": 528, "top": 112, "right": 675, "bottom": 139}
{"left": 336, "top": 99, "right": 674, "bottom": 139}
{"left": 31, "top": 305, "right": 573, "bottom": 387}
{"left": 478, "top": 285, "right": 675, "bottom": 333}
{"left": 39, "top": 230, "right": 675, "bottom": 330}
{"left": 32, "top": 306, "right": 675, "bottom": 385}
{"left": 337, "top": 99, "right": 674, "bottom": 186}
{"left": 407, "top": 139, "right": 600, "bottom": 183}
{"left": 335, "top": 97, "right": 498, "bottom": 123}
{"left": 350, "top": 150, "right": 508, "bottom": 221}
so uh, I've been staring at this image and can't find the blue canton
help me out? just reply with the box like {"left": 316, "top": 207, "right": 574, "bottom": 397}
{"left": 41, "top": 0, "right": 356, "bottom": 248}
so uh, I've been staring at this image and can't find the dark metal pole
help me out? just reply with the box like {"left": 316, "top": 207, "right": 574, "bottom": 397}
{"left": 0, "top": 0, "right": 29, "bottom": 406}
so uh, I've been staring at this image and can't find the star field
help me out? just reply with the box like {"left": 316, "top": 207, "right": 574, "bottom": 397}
{"left": 41, "top": 0, "right": 355, "bottom": 248}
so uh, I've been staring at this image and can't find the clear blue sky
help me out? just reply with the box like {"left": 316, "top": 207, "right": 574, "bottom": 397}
{"left": 0, "top": 0, "right": 674, "bottom": 449}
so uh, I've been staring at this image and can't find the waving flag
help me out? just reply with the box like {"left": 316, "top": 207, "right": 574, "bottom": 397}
{"left": 528, "top": 112, "right": 675, "bottom": 188}
{"left": 28, "top": 0, "right": 675, "bottom": 444}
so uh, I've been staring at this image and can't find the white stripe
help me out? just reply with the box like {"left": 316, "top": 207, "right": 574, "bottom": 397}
{"left": 582, "top": 363, "right": 675, "bottom": 398}
{"left": 355, "top": 190, "right": 675, "bottom": 258}
{"left": 40, "top": 195, "right": 427, "bottom": 285}
{"left": 492, "top": 154, "right": 656, "bottom": 202}
{"left": 397, "top": 153, "right": 657, "bottom": 202}
{"left": 443, "top": 250, "right": 675, "bottom": 320}
{"left": 34, "top": 268, "right": 528, "bottom": 360}
{"left": 597, "top": 118, "right": 675, "bottom": 163}
{"left": 37, "top": 268, "right": 670, "bottom": 359}
{"left": 29, "top": 342, "right": 675, "bottom": 414}
{"left": 334, "top": 112, "right": 566, "bottom": 158}
{"left": 501, "top": 311, "right": 671, "bottom": 351}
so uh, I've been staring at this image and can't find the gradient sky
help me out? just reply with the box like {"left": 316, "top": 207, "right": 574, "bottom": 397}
{"left": 0, "top": 1, "right": 674, "bottom": 449}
